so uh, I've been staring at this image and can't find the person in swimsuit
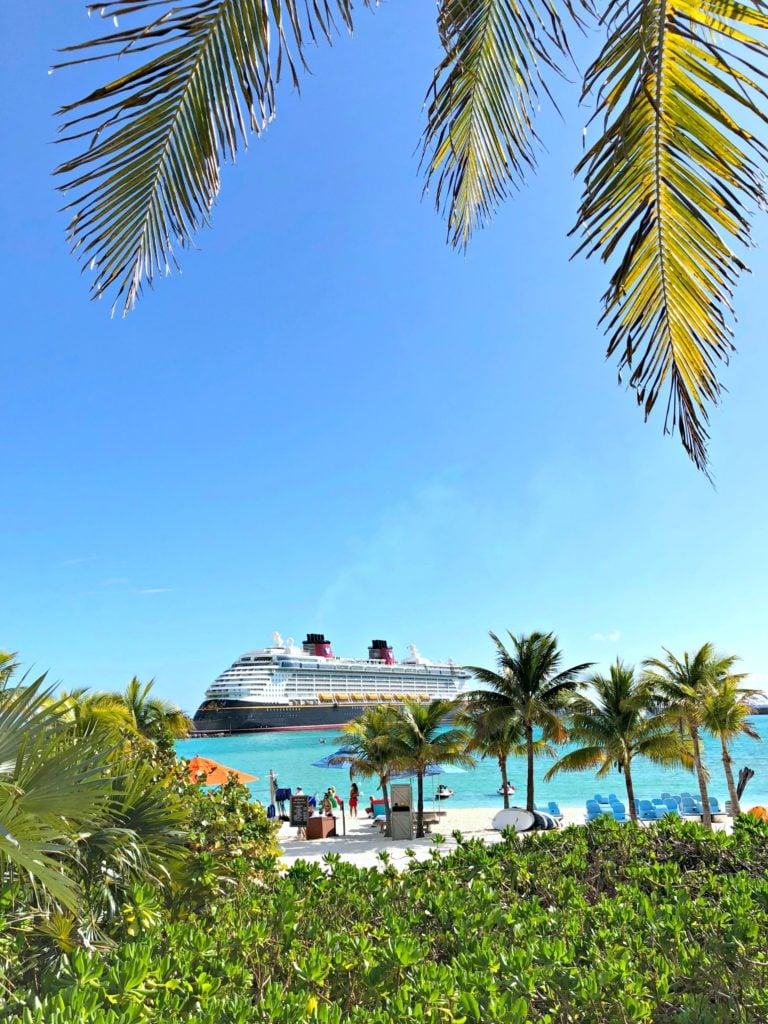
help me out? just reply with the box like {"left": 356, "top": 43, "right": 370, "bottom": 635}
{"left": 349, "top": 782, "right": 359, "bottom": 817}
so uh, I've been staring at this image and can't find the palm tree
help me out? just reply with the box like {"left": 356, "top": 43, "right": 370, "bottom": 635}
{"left": 467, "top": 631, "right": 592, "bottom": 813}
{"left": 0, "top": 676, "right": 114, "bottom": 909}
{"left": 58, "top": 688, "right": 136, "bottom": 741}
{"left": 643, "top": 644, "right": 739, "bottom": 828}
{"left": 0, "top": 650, "right": 20, "bottom": 687}
{"left": 702, "top": 675, "right": 761, "bottom": 816}
{"left": 53, "top": 0, "right": 768, "bottom": 470}
{"left": 339, "top": 707, "right": 402, "bottom": 835}
{"left": 391, "top": 700, "right": 474, "bottom": 838}
{"left": 545, "top": 661, "right": 692, "bottom": 822}
{"left": 457, "top": 706, "right": 553, "bottom": 810}
{"left": 114, "top": 678, "right": 191, "bottom": 747}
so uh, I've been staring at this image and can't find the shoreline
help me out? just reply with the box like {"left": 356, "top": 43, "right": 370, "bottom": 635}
{"left": 277, "top": 803, "right": 737, "bottom": 870}
{"left": 278, "top": 804, "right": 581, "bottom": 871}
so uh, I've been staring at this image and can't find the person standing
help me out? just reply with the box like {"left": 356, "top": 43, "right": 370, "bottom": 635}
{"left": 349, "top": 782, "right": 359, "bottom": 817}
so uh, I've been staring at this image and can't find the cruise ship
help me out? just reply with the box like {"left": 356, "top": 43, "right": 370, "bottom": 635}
{"left": 192, "top": 632, "right": 471, "bottom": 734}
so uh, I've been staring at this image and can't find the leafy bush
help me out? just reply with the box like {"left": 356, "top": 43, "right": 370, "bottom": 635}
{"left": 4, "top": 816, "right": 768, "bottom": 1022}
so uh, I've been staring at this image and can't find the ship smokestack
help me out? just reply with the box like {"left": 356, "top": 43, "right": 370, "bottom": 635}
{"left": 369, "top": 639, "right": 395, "bottom": 664}
{"left": 303, "top": 633, "right": 333, "bottom": 658}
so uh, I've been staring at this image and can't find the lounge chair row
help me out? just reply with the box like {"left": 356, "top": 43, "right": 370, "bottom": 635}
{"left": 588, "top": 792, "right": 722, "bottom": 822}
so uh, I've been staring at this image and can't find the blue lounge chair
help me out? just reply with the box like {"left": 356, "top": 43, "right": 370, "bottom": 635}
{"left": 586, "top": 799, "right": 611, "bottom": 822}
{"left": 652, "top": 798, "right": 666, "bottom": 807}
{"left": 663, "top": 798, "right": 679, "bottom": 811}
{"left": 680, "top": 796, "right": 701, "bottom": 817}
{"left": 609, "top": 800, "right": 628, "bottom": 822}
{"left": 637, "top": 800, "right": 658, "bottom": 821}
{"left": 660, "top": 792, "right": 672, "bottom": 800}
{"left": 708, "top": 797, "right": 722, "bottom": 815}
{"left": 547, "top": 801, "right": 563, "bottom": 818}
{"left": 594, "top": 793, "right": 610, "bottom": 804}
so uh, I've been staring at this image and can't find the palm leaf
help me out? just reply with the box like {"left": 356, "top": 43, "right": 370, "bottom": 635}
{"left": 573, "top": 0, "right": 768, "bottom": 471}
{"left": 422, "top": 0, "right": 584, "bottom": 247}
{"left": 54, "top": 0, "right": 369, "bottom": 315}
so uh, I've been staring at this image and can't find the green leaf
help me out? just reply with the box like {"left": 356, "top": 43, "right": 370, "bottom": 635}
{"left": 54, "top": 0, "right": 371, "bottom": 315}
{"left": 573, "top": 0, "right": 768, "bottom": 471}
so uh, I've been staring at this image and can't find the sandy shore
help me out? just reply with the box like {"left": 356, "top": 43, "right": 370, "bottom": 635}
{"left": 277, "top": 804, "right": 735, "bottom": 870}
{"left": 277, "top": 805, "right": 585, "bottom": 871}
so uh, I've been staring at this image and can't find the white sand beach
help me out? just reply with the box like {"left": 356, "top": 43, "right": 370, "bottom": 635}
{"left": 277, "top": 805, "right": 586, "bottom": 870}
{"left": 277, "top": 804, "right": 736, "bottom": 870}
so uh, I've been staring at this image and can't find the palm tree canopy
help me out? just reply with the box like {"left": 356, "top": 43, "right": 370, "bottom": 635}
{"left": 391, "top": 700, "right": 475, "bottom": 774}
{"left": 702, "top": 675, "right": 762, "bottom": 744}
{"left": 0, "top": 650, "right": 20, "bottom": 687}
{"left": 458, "top": 705, "right": 554, "bottom": 762}
{"left": 466, "top": 630, "right": 593, "bottom": 742}
{"left": 115, "top": 677, "right": 191, "bottom": 743}
{"left": 53, "top": 0, "right": 768, "bottom": 469}
{"left": 339, "top": 707, "right": 403, "bottom": 782}
{"left": 643, "top": 644, "right": 742, "bottom": 724}
{"left": 545, "top": 660, "right": 693, "bottom": 780}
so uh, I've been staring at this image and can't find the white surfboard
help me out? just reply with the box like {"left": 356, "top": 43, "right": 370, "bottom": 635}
{"left": 492, "top": 807, "right": 536, "bottom": 832}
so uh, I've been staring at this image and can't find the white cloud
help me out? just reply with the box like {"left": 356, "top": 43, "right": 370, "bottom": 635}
{"left": 591, "top": 629, "right": 621, "bottom": 643}
{"left": 136, "top": 587, "right": 172, "bottom": 595}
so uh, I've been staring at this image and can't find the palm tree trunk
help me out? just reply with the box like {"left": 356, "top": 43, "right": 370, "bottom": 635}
{"left": 525, "top": 723, "right": 534, "bottom": 813}
{"left": 416, "top": 771, "right": 424, "bottom": 838}
{"left": 720, "top": 735, "right": 740, "bottom": 816}
{"left": 380, "top": 775, "right": 391, "bottom": 838}
{"left": 499, "top": 755, "right": 510, "bottom": 810}
{"left": 624, "top": 759, "right": 637, "bottom": 823}
{"left": 690, "top": 725, "right": 712, "bottom": 828}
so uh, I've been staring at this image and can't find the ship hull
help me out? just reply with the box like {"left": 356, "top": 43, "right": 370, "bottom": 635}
{"left": 192, "top": 699, "right": 390, "bottom": 734}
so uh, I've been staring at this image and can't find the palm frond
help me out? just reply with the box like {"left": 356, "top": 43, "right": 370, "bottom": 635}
{"left": 573, "top": 0, "right": 768, "bottom": 471}
{"left": 544, "top": 745, "right": 606, "bottom": 779}
{"left": 54, "top": 0, "right": 369, "bottom": 315}
{"left": 422, "top": 0, "right": 583, "bottom": 247}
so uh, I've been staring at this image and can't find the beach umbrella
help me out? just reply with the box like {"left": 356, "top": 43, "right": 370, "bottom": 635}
{"left": 187, "top": 755, "right": 257, "bottom": 786}
{"left": 311, "top": 747, "right": 356, "bottom": 769}
{"left": 391, "top": 765, "right": 443, "bottom": 779}
{"left": 311, "top": 749, "right": 444, "bottom": 779}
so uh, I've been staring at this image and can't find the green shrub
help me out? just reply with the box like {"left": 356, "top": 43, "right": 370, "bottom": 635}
{"left": 4, "top": 816, "right": 768, "bottom": 1022}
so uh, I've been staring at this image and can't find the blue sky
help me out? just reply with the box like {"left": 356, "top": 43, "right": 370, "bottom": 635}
{"left": 2, "top": 2, "right": 767, "bottom": 712}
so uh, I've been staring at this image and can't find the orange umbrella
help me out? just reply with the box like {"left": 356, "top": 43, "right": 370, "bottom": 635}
{"left": 748, "top": 806, "right": 768, "bottom": 821}
{"left": 187, "top": 755, "right": 257, "bottom": 786}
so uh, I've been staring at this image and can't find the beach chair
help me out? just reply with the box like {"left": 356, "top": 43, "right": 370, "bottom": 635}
{"left": 652, "top": 798, "right": 666, "bottom": 807}
{"left": 594, "top": 793, "right": 610, "bottom": 804}
{"left": 680, "top": 796, "right": 701, "bottom": 817}
{"left": 660, "top": 804, "right": 680, "bottom": 817}
{"left": 637, "top": 800, "right": 658, "bottom": 821}
{"left": 660, "top": 792, "right": 672, "bottom": 801}
{"left": 708, "top": 797, "right": 722, "bottom": 815}
{"left": 547, "top": 801, "right": 563, "bottom": 819}
{"left": 663, "top": 798, "right": 679, "bottom": 812}
{"left": 608, "top": 793, "right": 620, "bottom": 803}
{"left": 610, "top": 801, "right": 627, "bottom": 822}
{"left": 586, "top": 799, "right": 609, "bottom": 822}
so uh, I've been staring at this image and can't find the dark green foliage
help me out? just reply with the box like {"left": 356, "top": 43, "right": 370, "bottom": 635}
{"left": 4, "top": 817, "right": 768, "bottom": 1022}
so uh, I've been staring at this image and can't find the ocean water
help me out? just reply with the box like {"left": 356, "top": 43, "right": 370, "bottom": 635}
{"left": 176, "top": 717, "right": 768, "bottom": 812}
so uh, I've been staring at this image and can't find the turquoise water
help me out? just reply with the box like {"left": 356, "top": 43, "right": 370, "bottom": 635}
{"left": 177, "top": 718, "right": 768, "bottom": 811}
